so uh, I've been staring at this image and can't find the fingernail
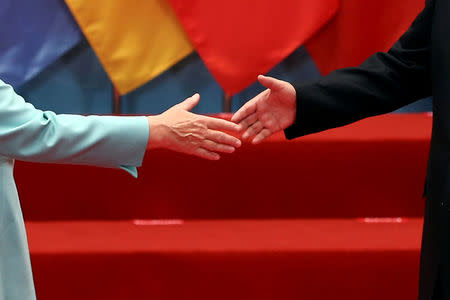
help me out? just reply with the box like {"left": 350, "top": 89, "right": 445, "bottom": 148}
{"left": 236, "top": 140, "right": 242, "bottom": 147}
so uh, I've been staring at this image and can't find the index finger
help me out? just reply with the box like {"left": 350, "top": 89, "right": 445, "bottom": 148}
{"left": 231, "top": 89, "right": 270, "bottom": 123}
{"left": 231, "top": 99, "right": 256, "bottom": 124}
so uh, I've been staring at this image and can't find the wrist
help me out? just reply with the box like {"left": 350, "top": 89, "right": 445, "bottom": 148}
{"left": 147, "top": 116, "right": 166, "bottom": 150}
{"left": 286, "top": 82, "right": 297, "bottom": 128}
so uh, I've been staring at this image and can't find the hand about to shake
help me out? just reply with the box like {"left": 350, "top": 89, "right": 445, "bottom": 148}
{"left": 232, "top": 75, "right": 296, "bottom": 144}
{"left": 147, "top": 94, "right": 242, "bottom": 160}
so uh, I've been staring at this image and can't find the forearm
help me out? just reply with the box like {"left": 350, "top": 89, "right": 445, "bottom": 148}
{"left": 286, "top": 52, "right": 431, "bottom": 138}
{"left": 0, "top": 80, "right": 149, "bottom": 168}
{"left": 286, "top": 0, "right": 434, "bottom": 139}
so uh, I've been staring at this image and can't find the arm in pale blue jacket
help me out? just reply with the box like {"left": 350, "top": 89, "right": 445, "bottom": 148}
{"left": 0, "top": 79, "right": 149, "bottom": 177}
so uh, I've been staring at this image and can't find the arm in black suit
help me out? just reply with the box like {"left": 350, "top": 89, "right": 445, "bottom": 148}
{"left": 285, "top": 0, "right": 435, "bottom": 139}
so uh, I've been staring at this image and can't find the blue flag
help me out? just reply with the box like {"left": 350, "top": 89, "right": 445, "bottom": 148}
{"left": 0, "top": 0, "right": 82, "bottom": 87}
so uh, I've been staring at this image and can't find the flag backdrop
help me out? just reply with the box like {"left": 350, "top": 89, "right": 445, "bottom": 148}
{"left": 167, "top": 0, "right": 339, "bottom": 96}
{"left": 2, "top": 0, "right": 426, "bottom": 100}
{"left": 0, "top": 0, "right": 82, "bottom": 87}
{"left": 65, "top": 0, "right": 194, "bottom": 95}
{"left": 305, "top": 0, "right": 426, "bottom": 75}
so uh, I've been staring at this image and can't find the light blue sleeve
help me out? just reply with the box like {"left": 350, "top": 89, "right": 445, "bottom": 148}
{"left": 0, "top": 79, "right": 149, "bottom": 177}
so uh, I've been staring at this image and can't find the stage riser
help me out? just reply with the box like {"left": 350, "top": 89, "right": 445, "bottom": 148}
{"left": 31, "top": 251, "right": 420, "bottom": 300}
{"left": 16, "top": 114, "right": 431, "bottom": 221}
{"left": 17, "top": 140, "right": 428, "bottom": 220}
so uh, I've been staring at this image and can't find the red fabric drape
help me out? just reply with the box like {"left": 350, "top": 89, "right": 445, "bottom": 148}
{"left": 168, "top": 0, "right": 339, "bottom": 95}
{"left": 306, "top": 0, "right": 427, "bottom": 74}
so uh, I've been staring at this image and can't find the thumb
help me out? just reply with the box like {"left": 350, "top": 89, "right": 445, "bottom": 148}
{"left": 177, "top": 93, "right": 200, "bottom": 111}
{"left": 258, "top": 75, "right": 285, "bottom": 92}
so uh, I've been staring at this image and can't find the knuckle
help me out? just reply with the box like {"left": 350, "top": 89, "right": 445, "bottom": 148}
{"left": 216, "top": 133, "right": 225, "bottom": 143}
{"left": 211, "top": 142, "right": 220, "bottom": 151}
{"left": 186, "top": 134, "right": 200, "bottom": 145}
{"left": 195, "top": 149, "right": 205, "bottom": 157}
{"left": 202, "top": 140, "right": 211, "bottom": 148}
{"left": 200, "top": 128, "right": 208, "bottom": 137}
{"left": 186, "top": 134, "right": 194, "bottom": 143}
{"left": 191, "top": 120, "right": 205, "bottom": 130}
{"left": 197, "top": 119, "right": 208, "bottom": 127}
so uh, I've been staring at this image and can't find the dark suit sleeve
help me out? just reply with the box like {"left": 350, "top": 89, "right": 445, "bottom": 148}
{"left": 285, "top": 0, "right": 435, "bottom": 139}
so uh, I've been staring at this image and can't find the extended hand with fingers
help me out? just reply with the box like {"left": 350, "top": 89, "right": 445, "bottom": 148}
{"left": 147, "top": 94, "right": 242, "bottom": 160}
{"left": 232, "top": 75, "right": 297, "bottom": 144}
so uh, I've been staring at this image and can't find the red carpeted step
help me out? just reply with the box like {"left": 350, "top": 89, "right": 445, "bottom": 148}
{"left": 28, "top": 218, "right": 423, "bottom": 300}
{"left": 17, "top": 114, "right": 431, "bottom": 220}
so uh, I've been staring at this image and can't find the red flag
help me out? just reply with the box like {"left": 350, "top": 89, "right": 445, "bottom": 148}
{"left": 168, "top": 0, "right": 339, "bottom": 95}
{"left": 306, "top": 0, "right": 426, "bottom": 75}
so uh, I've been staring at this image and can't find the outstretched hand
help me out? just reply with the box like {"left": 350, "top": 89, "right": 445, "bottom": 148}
{"left": 232, "top": 75, "right": 296, "bottom": 144}
{"left": 147, "top": 94, "right": 242, "bottom": 160}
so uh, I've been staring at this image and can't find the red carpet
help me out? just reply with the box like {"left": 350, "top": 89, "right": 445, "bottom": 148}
{"left": 16, "top": 113, "right": 431, "bottom": 299}
{"left": 28, "top": 219, "right": 422, "bottom": 300}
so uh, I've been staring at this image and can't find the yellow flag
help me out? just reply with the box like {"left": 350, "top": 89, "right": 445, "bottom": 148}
{"left": 65, "top": 0, "right": 193, "bottom": 95}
